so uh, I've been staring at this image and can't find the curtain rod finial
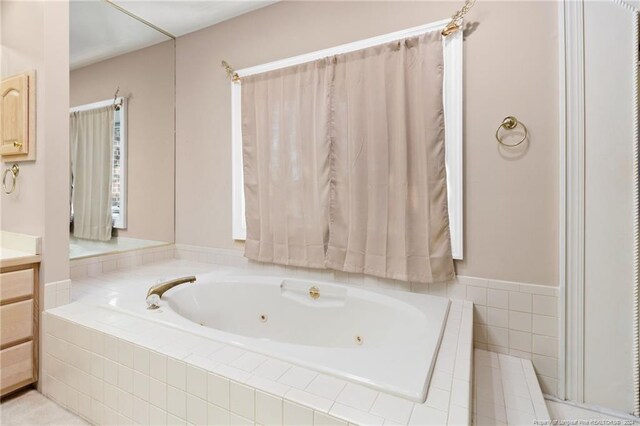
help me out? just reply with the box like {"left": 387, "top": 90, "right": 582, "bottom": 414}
{"left": 222, "top": 60, "right": 241, "bottom": 83}
{"left": 441, "top": 21, "right": 460, "bottom": 37}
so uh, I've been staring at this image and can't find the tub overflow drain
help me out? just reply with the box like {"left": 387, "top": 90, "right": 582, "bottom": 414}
{"left": 355, "top": 335, "right": 363, "bottom": 345}
{"left": 259, "top": 314, "right": 268, "bottom": 323}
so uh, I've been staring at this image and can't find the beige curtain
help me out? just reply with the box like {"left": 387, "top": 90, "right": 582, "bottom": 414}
{"left": 242, "top": 31, "right": 454, "bottom": 282}
{"left": 70, "top": 106, "right": 114, "bottom": 241}
{"left": 242, "top": 59, "right": 333, "bottom": 268}
{"left": 325, "top": 32, "right": 454, "bottom": 283}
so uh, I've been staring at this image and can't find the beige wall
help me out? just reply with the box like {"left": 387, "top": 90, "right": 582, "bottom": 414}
{"left": 70, "top": 41, "right": 175, "bottom": 243}
{"left": 176, "top": 1, "right": 559, "bottom": 286}
{"left": 1, "top": 0, "right": 70, "bottom": 285}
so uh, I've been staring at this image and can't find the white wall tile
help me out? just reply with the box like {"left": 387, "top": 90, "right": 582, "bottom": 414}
{"left": 186, "top": 394, "right": 208, "bottom": 426}
{"left": 150, "top": 378, "right": 167, "bottom": 410}
{"left": 487, "top": 308, "right": 509, "bottom": 328}
{"left": 207, "top": 373, "right": 230, "bottom": 409}
{"left": 486, "top": 326, "right": 509, "bottom": 348}
{"left": 104, "top": 382, "right": 118, "bottom": 410}
{"left": 329, "top": 403, "right": 384, "bottom": 426}
{"left": 90, "top": 353, "right": 104, "bottom": 379}
{"left": 531, "top": 354, "right": 558, "bottom": 378}
{"left": 149, "top": 405, "right": 168, "bottom": 426}
{"left": 285, "top": 388, "right": 333, "bottom": 412}
{"left": 117, "top": 388, "right": 133, "bottom": 419}
{"left": 369, "top": 393, "right": 414, "bottom": 424}
{"left": 279, "top": 366, "right": 317, "bottom": 390}
{"left": 230, "top": 352, "right": 267, "bottom": 372}
{"left": 466, "top": 286, "right": 487, "bottom": 305}
{"left": 314, "top": 411, "right": 348, "bottom": 426}
{"left": 474, "top": 325, "right": 488, "bottom": 344}
{"left": 256, "top": 390, "right": 283, "bottom": 426}
{"left": 134, "top": 346, "right": 150, "bottom": 375}
{"left": 117, "top": 365, "right": 133, "bottom": 393}
{"left": 150, "top": 351, "right": 168, "bottom": 382}
{"left": 104, "top": 335, "right": 119, "bottom": 361}
{"left": 509, "top": 292, "right": 532, "bottom": 313}
{"left": 104, "top": 406, "right": 119, "bottom": 425}
{"left": 187, "top": 365, "right": 208, "bottom": 400}
{"left": 425, "top": 387, "right": 450, "bottom": 411}
{"left": 283, "top": 401, "right": 313, "bottom": 426}
{"left": 509, "top": 330, "right": 532, "bottom": 352}
{"left": 132, "top": 397, "right": 150, "bottom": 425}
{"left": 90, "top": 399, "right": 105, "bottom": 425}
{"left": 90, "top": 375, "right": 104, "bottom": 402}
{"left": 230, "top": 413, "right": 253, "bottom": 425}
{"left": 246, "top": 375, "right": 291, "bottom": 398}
{"left": 133, "top": 371, "right": 150, "bottom": 401}
{"left": 252, "top": 359, "right": 291, "bottom": 381}
{"left": 533, "top": 335, "right": 559, "bottom": 358}
{"left": 305, "top": 375, "right": 346, "bottom": 401}
{"left": 229, "top": 382, "right": 255, "bottom": 420}
{"left": 532, "top": 315, "right": 558, "bottom": 338}
{"left": 509, "top": 311, "right": 532, "bottom": 333}
{"left": 208, "top": 402, "right": 231, "bottom": 425}
{"left": 335, "top": 384, "right": 378, "bottom": 411}
{"left": 167, "top": 413, "right": 187, "bottom": 426}
{"left": 537, "top": 375, "right": 558, "bottom": 396}
{"left": 474, "top": 305, "right": 488, "bottom": 325}
{"left": 167, "top": 386, "right": 187, "bottom": 420}
{"left": 167, "top": 358, "right": 187, "bottom": 391}
{"left": 487, "top": 289, "right": 509, "bottom": 309}
{"left": 532, "top": 295, "right": 558, "bottom": 317}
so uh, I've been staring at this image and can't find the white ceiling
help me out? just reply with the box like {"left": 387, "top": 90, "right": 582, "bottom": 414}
{"left": 70, "top": 0, "right": 276, "bottom": 70}
{"left": 112, "top": 1, "right": 277, "bottom": 38}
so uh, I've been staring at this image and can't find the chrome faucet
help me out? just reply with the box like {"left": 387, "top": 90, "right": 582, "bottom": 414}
{"left": 146, "top": 276, "right": 196, "bottom": 309}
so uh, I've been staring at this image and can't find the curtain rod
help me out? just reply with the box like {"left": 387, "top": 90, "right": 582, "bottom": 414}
{"left": 221, "top": 0, "right": 475, "bottom": 84}
{"left": 70, "top": 97, "right": 126, "bottom": 113}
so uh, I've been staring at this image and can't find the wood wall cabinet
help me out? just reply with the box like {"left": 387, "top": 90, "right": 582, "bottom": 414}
{"left": 0, "top": 71, "right": 36, "bottom": 161}
{"left": 0, "top": 262, "right": 39, "bottom": 397}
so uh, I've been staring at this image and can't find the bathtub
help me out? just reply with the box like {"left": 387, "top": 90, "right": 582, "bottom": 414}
{"left": 136, "top": 275, "right": 450, "bottom": 402}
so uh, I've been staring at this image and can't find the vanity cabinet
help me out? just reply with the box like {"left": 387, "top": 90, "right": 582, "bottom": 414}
{"left": 0, "top": 263, "right": 39, "bottom": 396}
{"left": 0, "top": 71, "right": 36, "bottom": 161}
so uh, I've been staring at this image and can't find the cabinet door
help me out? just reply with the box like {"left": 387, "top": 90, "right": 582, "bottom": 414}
{"left": 0, "top": 341, "right": 34, "bottom": 396}
{"left": 0, "top": 73, "right": 29, "bottom": 156}
{"left": 0, "top": 299, "right": 33, "bottom": 347}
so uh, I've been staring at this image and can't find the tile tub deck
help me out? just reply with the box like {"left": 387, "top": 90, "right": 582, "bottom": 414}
{"left": 42, "top": 260, "right": 474, "bottom": 425}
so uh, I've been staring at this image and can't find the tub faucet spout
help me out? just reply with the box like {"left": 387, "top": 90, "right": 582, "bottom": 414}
{"left": 146, "top": 276, "right": 196, "bottom": 309}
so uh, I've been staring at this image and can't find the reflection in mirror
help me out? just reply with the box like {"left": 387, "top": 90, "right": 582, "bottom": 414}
{"left": 69, "top": 0, "right": 175, "bottom": 259}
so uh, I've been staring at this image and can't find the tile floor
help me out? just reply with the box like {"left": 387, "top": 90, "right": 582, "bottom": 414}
{"left": 0, "top": 389, "right": 88, "bottom": 426}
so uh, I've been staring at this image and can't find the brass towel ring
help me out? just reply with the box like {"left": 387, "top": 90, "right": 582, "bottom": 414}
{"left": 495, "top": 116, "right": 528, "bottom": 147}
{"left": 2, "top": 164, "right": 19, "bottom": 194}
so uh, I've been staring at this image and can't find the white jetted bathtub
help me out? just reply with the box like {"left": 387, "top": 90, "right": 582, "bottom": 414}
{"left": 143, "top": 275, "right": 450, "bottom": 402}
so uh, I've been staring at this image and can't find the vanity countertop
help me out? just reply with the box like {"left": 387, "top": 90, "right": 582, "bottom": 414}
{"left": 0, "top": 248, "right": 41, "bottom": 269}
{"left": 0, "top": 231, "right": 41, "bottom": 269}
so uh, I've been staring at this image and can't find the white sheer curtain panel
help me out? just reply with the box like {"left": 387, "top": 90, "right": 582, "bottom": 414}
{"left": 70, "top": 106, "right": 114, "bottom": 241}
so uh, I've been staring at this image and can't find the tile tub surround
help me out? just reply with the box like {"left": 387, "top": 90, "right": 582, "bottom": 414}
{"left": 174, "top": 244, "right": 562, "bottom": 397}
{"left": 68, "top": 244, "right": 561, "bottom": 397}
{"left": 42, "top": 291, "right": 473, "bottom": 425}
{"left": 69, "top": 245, "right": 175, "bottom": 280}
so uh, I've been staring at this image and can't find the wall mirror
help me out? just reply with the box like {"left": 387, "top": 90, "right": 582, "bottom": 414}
{"left": 68, "top": 0, "right": 175, "bottom": 260}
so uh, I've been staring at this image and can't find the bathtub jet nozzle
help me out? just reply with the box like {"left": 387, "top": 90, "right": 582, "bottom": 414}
{"left": 146, "top": 276, "right": 197, "bottom": 309}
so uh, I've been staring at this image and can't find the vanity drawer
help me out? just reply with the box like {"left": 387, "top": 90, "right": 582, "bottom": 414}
{"left": 0, "top": 268, "right": 34, "bottom": 304}
{"left": 0, "top": 341, "right": 34, "bottom": 396}
{"left": 0, "top": 300, "right": 33, "bottom": 347}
